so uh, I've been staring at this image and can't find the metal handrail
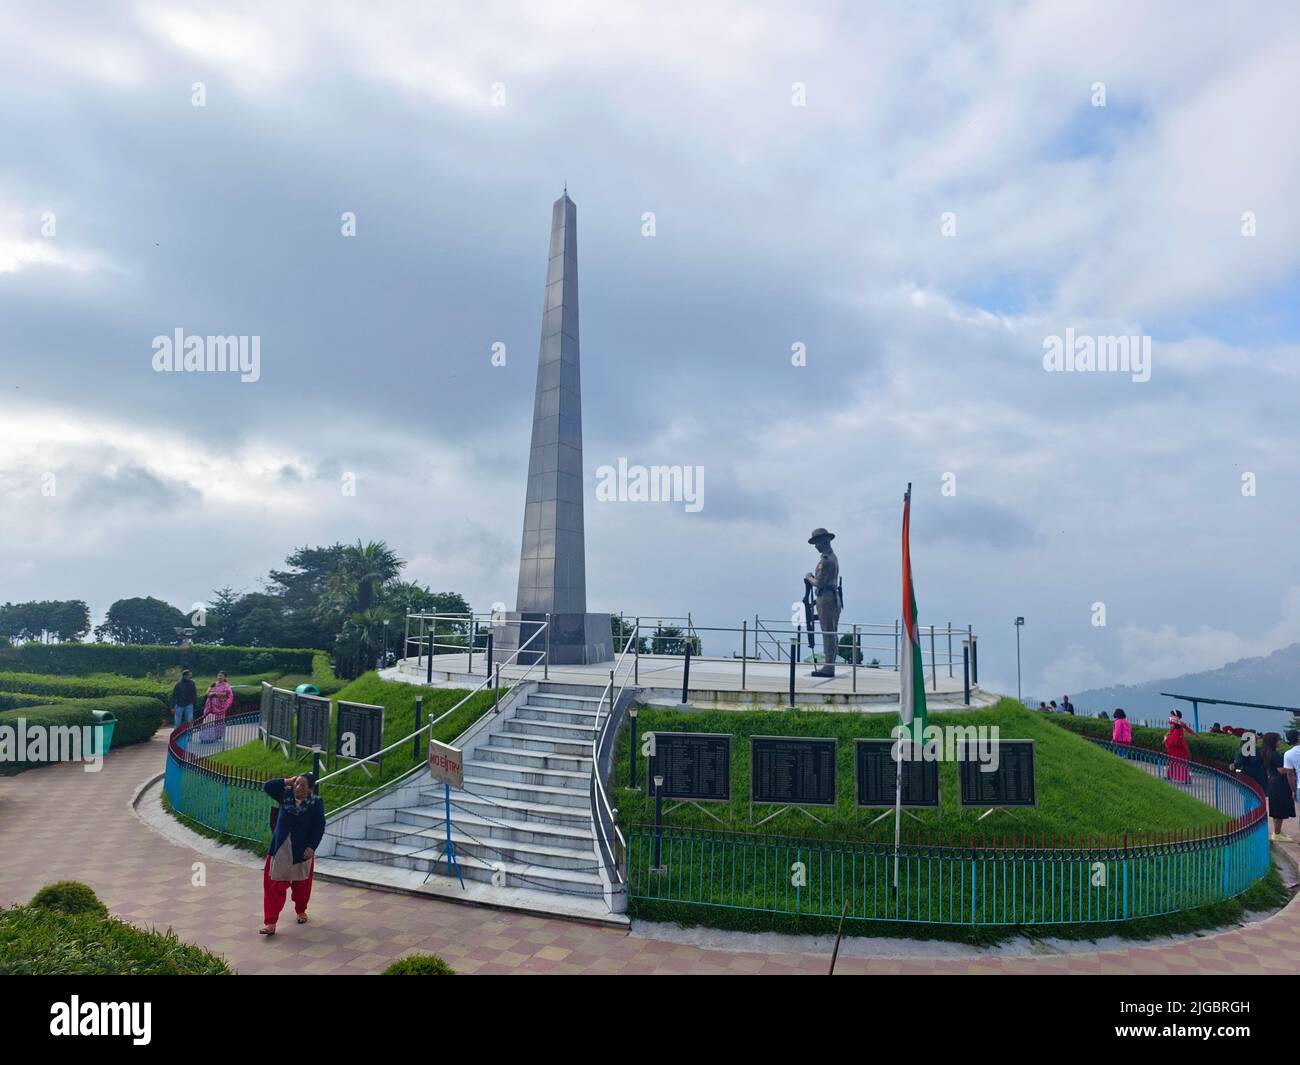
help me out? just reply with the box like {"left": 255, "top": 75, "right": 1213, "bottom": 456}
{"left": 317, "top": 621, "right": 549, "bottom": 815}
{"left": 590, "top": 631, "right": 638, "bottom": 886}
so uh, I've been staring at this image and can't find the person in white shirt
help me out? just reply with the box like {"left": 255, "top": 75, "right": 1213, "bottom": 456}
{"left": 1282, "top": 729, "right": 1300, "bottom": 804}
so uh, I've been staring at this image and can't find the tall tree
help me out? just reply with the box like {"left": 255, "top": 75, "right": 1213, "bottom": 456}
{"left": 95, "top": 597, "right": 188, "bottom": 644}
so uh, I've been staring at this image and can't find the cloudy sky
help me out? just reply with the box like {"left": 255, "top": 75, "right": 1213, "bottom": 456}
{"left": 2, "top": 0, "right": 1298, "bottom": 699}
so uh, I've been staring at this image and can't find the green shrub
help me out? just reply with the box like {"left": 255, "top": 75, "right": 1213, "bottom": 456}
{"left": 30, "top": 881, "right": 108, "bottom": 918}
{"left": 0, "top": 642, "right": 322, "bottom": 679}
{"left": 0, "top": 670, "right": 169, "bottom": 708}
{"left": 0, "top": 691, "right": 62, "bottom": 712}
{"left": 382, "top": 953, "right": 455, "bottom": 975}
{"left": 0, "top": 903, "right": 230, "bottom": 975}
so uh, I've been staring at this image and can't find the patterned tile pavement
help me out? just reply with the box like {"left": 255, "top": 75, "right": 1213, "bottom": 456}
{"left": 2, "top": 729, "right": 1297, "bottom": 975}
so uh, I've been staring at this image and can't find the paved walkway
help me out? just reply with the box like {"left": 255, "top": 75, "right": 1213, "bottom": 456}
{"left": 1, "top": 730, "right": 1297, "bottom": 975}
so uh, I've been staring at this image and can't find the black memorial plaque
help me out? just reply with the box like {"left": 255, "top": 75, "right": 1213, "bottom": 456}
{"left": 958, "top": 739, "right": 1036, "bottom": 808}
{"left": 750, "top": 736, "right": 838, "bottom": 807}
{"left": 295, "top": 693, "right": 331, "bottom": 752}
{"left": 855, "top": 739, "right": 940, "bottom": 808}
{"left": 335, "top": 701, "right": 385, "bottom": 766}
{"left": 648, "top": 732, "right": 730, "bottom": 802}
{"left": 268, "top": 688, "right": 295, "bottom": 744}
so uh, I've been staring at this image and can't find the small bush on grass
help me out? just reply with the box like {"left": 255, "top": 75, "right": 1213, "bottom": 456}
{"left": 383, "top": 954, "right": 455, "bottom": 975}
{"left": 30, "top": 881, "right": 108, "bottom": 918}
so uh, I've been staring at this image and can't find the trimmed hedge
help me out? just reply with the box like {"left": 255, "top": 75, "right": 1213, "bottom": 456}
{"left": 0, "top": 883, "right": 230, "bottom": 975}
{"left": 0, "top": 697, "right": 167, "bottom": 774}
{"left": 0, "top": 642, "right": 323, "bottom": 678}
{"left": 0, "top": 670, "right": 169, "bottom": 707}
{"left": 1044, "top": 712, "right": 1247, "bottom": 763}
{"left": 0, "top": 691, "right": 60, "bottom": 712}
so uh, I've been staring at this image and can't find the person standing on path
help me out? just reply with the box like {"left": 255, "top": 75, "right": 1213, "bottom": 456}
{"left": 259, "top": 773, "right": 325, "bottom": 936}
{"left": 1111, "top": 708, "right": 1132, "bottom": 745}
{"left": 200, "top": 671, "right": 234, "bottom": 743}
{"left": 171, "top": 669, "right": 197, "bottom": 730}
{"left": 1261, "top": 732, "right": 1295, "bottom": 841}
{"left": 1164, "top": 719, "right": 1190, "bottom": 784}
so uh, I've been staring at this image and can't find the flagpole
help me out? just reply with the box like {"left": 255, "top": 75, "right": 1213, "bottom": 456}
{"left": 893, "top": 482, "right": 911, "bottom": 895}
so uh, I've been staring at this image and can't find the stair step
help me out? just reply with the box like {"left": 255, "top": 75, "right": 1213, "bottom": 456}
{"left": 368, "top": 821, "right": 598, "bottom": 871}
{"left": 528, "top": 693, "right": 608, "bottom": 711}
{"left": 518, "top": 705, "right": 602, "bottom": 726}
{"left": 418, "top": 788, "right": 593, "bottom": 825}
{"left": 333, "top": 838, "right": 604, "bottom": 892}
{"left": 476, "top": 744, "right": 591, "bottom": 773}
{"left": 462, "top": 774, "right": 591, "bottom": 808}
{"left": 463, "top": 759, "right": 589, "bottom": 789}
{"left": 493, "top": 731, "right": 593, "bottom": 757}
{"left": 393, "top": 805, "right": 595, "bottom": 848}
{"left": 503, "top": 717, "right": 597, "bottom": 742}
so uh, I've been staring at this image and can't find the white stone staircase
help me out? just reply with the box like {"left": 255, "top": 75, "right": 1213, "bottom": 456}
{"left": 330, "top": 683, "right": 613, "bottom": 905}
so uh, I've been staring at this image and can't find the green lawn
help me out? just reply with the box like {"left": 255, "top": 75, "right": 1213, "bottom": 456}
{"left": 613, "top": 700, "right": 1223, "bottom": 842}
{"left": 207, "top": 672, "right": 503, "bottom": 808}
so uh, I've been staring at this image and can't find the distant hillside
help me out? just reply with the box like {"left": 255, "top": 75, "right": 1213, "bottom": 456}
{"left": 1072, "top": 643, "right": 1300, "bottom": 732}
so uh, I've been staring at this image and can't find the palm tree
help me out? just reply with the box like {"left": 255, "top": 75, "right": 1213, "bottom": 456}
{"left": 346, "top": 540, "right": 404, "bottom": 612}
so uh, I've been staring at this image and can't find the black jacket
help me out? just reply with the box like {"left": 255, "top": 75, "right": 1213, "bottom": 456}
{"left": 263, "top": 779, "right": 326, "bottom": 864}
{"left": 172, "top": 679, "right": 197, "bottom": 707}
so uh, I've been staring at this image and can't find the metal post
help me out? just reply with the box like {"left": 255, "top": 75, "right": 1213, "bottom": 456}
{"left": 652, "top": 776, "right": 665, "bottom": 871}
{"left": 930, "top": 625, "right": 937, "bottom": 691}
{"left": 413, "top": 696, "right": 423, "bottom": 761}
{"left": 312, "top": 750, "right": 322, "bottom": 786}
{"left": 1191, "top": 699, "right": 1200, "bottom": 733}
{"left": 894, "top": 619, "right": 900, "bottom": 671}
{"left": 852, "top": 624, "right": 858, "bottom": 693}
{"left": 494, "top": 664, "right": 501, "bottom": 712}
{"left": 947, "top": 622, "right": 953, "bottom": 678}
{"left": 789, "top": 637, "right": 797, "bottom": 708}
{"left": 681, "top": 643, "right": 692, "bottom": 705}
{"left": 486, "top": 632, "right": 494, "bottom": 677}
{"left": 971, "top": 635, "right": 978, "bottom": 686}
{"left": 544, "top": 613, "right": 551, "bottom": 679}
{"left": 1015, "top": 623, "right": 1021, "bottom": 703}
{"left": 608, "top": 669, "right": 615, "bottom": 724}
{"left": 425, "top": 620, "right": 434, "bottom": 684}
{"left": 630, "top": 708, "right": 638, "bottom": 789}
{"left": 963, "top": 642, "right": 970, "bottom": 705}
{"left": 468, "top": 617, "right": 476, "bottom": 673}
{"left": 634, "top": 617, "right": 639, "bottom": 685}
{"left": 404, "top": 612, "right": 410, "bottom": 665}
{"left": 741, "top": 620, "right": 747, "bottom": 690}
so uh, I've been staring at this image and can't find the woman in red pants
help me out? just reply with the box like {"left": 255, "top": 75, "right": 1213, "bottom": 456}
{"left": 259, "top": 773, "right": 325, "bottom": 935}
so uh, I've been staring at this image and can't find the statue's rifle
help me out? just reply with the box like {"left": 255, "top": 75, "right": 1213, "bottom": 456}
{"left": 802, "top": 580, "right": 817, "bottom": 653}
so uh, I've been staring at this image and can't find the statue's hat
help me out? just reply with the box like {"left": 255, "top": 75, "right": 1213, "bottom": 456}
{"left": 808, "top": 528, "right": 835, "bottom": 544}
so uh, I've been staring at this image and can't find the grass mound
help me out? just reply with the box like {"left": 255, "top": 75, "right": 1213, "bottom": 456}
{"left": 614, "top": 700, "right": 1222, "bottom": 840}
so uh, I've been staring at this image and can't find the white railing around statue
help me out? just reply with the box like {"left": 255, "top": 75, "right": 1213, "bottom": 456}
{"left": 590, "top": 631, "right": 638, "bottom": 892}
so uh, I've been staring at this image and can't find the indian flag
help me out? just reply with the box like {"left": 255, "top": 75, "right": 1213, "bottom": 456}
{"left": 900, "top": 483, "right": 928, "bottom": 742}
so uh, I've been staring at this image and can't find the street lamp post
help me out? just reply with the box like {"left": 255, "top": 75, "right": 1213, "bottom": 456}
{"left": 1014, "top": 617, "right": 1024, "bottom": 704}
{"left": 383, "top": 619, "right": 390, "bottom": 668}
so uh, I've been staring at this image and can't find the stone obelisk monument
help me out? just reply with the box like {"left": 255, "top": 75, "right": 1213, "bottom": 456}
{"left": 497, "top": 192, "right": 612, "bottom": 665}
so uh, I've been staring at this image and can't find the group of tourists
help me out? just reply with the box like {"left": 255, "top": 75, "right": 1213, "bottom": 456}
{"left": 170, "top": 669, "right": 235, "bottom": 742}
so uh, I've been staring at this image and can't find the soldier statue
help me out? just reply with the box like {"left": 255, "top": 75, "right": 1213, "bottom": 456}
{"left": 804, "top": 527, "right": 842, "bottom": 678}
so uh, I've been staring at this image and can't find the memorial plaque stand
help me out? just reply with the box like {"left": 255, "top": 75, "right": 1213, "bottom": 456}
{"left": 974, "top": 806, "right": 1024, "bottom": 823}
{"left": 751, "top": 801, "right": 824, "bottom": 828}
{"left": 665, "top": 799, "right": 724, "bottom": 824}
{"left": 866, "top": 806, "right": 925, "bottom": 827}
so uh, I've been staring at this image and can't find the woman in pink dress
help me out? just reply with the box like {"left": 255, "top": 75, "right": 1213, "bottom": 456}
{"left": 1164, "top": 720, "right": 1191, "bottom": 784}
{"left": 1111, "top": 708, "right": 1132, "bottom": 745}
{"left": 200, "top": 671, "right": 234, "bottom": 744}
